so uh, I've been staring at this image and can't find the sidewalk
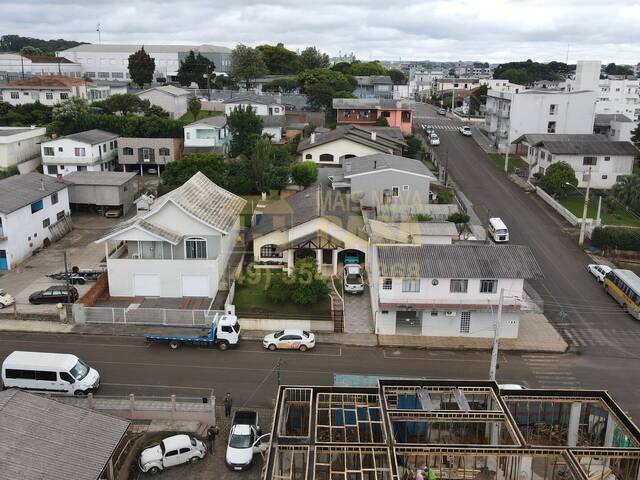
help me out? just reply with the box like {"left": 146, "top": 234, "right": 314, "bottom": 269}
{"left": 471, "top": 126, "right": 497, "bottom": 154}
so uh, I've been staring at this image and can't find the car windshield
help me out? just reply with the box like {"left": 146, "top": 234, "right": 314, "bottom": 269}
{"left": 274, "top": 331, "right": 285, "bottom": 339}
{"left": 497, "top": 229, "right": 508, "bottom": 234}
{"left": 346, "top": 274, "right": 362, "bottom": 284}
{"left": 233, "top": 322, "right": 240, "bottom": 333}
{"left": 190, "top": 437, "right": 197, "bottom": 447}
{"left": 302, "top": 331, "right": 310, "bottom": 338}
{"left": 229, "top": 433, "right": 252, "bottom": 449}
{"left": 69, "top": 359, "right": 90, "bottom": 380}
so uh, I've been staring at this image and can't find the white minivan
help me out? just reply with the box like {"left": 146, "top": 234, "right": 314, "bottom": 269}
{"left": 488, "top": 217, "right": 509, "bottom": 242}
{"left": 1, "top": 351, "right": 100, "bottom": 395}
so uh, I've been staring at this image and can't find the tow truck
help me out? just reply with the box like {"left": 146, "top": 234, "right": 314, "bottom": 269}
{"left": 145, "top": 312, "right": 240, "bottom": 350}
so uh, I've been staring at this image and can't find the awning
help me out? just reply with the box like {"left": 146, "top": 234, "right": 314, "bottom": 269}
{"left": 275, "top": 231, "right": 345, "bottom": 253}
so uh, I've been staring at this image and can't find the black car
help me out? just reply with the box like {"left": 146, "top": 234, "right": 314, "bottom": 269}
{"left": 29, "top": 285, "right": 79, "bottom": 304}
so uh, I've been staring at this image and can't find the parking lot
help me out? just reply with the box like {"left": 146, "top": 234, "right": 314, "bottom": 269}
{"left": 0, "top": 213, "right": 124, "bottom": 315}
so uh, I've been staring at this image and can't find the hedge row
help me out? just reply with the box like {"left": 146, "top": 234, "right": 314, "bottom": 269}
{"left": 591, "top": 226, "right": 640, "bottom": 251}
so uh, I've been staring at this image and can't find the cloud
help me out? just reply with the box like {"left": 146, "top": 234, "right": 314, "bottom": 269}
{"left": 1, "top": 0, "right": 639, "bottom": 63}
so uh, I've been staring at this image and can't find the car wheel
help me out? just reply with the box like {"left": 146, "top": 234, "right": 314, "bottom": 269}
{"left": 268, "top": 344, "right": 277, "bottom": 351}
{"left": 218, "top": 341, "right": 229, "bottom": 351}
{"left": 169, "top": 340, "right": 181, "bottom": 349}
{"left": 149, "top": 466, "right": 160, "bottom": 475}
{"left": 190, "top": 456, "right": 201, "bottom": 464}
{"left": 299, "top": 345, "right": 308, "bottom": 352}
{"left": 622, "top": 304, "right": 628, "bottom": 312}
{"left": 74, "top": 390, "right": 85, "bottom": 396}
{"left": 0, "top": 303, "right": 4, "bottom": 309}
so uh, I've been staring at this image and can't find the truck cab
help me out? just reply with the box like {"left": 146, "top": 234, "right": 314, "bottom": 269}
{"left": 216, "top": 314, "right": 241, "bottom": 349}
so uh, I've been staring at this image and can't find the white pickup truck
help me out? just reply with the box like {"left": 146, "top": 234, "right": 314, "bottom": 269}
{"left": 226, "top": 410, "right": 270, "bottom": 471}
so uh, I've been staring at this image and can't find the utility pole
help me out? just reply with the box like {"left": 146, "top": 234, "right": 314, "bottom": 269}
{"left": 489, "top": 289, "right": 504, "bottom": 381}
{"left": 96, "top": 23, "right": 101, "bottom": 44}
{"left": 443, "top": 148, "right": 449, "bottom": 187}
{"left": 276, "top": 359, "right": 282, "bottom": 387}
{"left": 63, "top": 251, "right": 71, "bottom": 303}
{"left": 207, "top": 64, "right": 212, "bottom": 101}
{"left": 504, "top": 130, "right": 510, "bottom": 174}
{"left": 578, "top": 167, "right": 592, "bottom": 247}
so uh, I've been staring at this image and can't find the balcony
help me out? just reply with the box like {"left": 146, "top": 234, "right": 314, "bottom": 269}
{"left": 378, "top": 292, "right": 539, "bottom": 312}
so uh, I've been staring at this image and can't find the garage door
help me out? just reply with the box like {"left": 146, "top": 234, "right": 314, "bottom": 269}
{"left": 182, "top": 275, "right": 210, "bottom": 297}
{"left": 133, "top": 274, "right": 161, "bottom": 297}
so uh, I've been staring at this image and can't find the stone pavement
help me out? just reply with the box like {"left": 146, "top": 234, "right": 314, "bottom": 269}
{"left": 343, "top": 286, "right": 374, "bottom": 334}
{"left": 471, "top": 126, "right": 497, "bottom": 153}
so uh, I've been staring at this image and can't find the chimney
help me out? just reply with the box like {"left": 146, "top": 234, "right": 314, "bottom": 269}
{"left": 310, "top": 133, "right": 316, "bottom": 144}
{"left": 371, "top": 131, "right": 377, "bottom": 141}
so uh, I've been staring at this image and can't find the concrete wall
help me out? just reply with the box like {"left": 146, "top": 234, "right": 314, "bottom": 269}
{"left": 301, "top": 138, "right": 386, "bottom": 165}
{"left": 0, "top": 85, "right": 89, "bottom": 106}
{"left": 0, "top": 127, "right": 47, "bottom": 169}
{"left": 349, "top": 170, "right": 431, "bottom": 208}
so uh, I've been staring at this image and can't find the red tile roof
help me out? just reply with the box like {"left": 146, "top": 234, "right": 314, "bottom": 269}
{"left": 26, "top": 55, "right": 75, "bottom": 64}
{"left": 1, "top": 76, "right": 91, "bottom": 88}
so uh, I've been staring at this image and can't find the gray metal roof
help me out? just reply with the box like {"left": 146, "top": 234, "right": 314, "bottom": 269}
{"left": 354, "top": 75, "right": 393, "bottom": 86}
{"left": 0, "top": 172, "right": 67, "bottom": 214}
{"left": 594, "top": 113, "right": 633, "bottom": 125}
{"left": 137, "top": 85, "right": 191, "bottom": 97}
{"left": 377, "top": 244, "right": 544, "bottom": 279}
{"left": 513, "top": 134, "right": 639, "bottom": 156}
{"left": 61, "top": 43, "right": 231, "bottom": 53}
{"left": 343, "top": 153, "right": 436, "bottom": 179}
{"left": 59, "top": 129, "right": 118, "bottom": 145}
{"left": 223, "top": 93, "right": 279, "bottom": 105}
{"left": 0, "top": 389, "right": 130, "bottom": 480}
{"left": 187, "top": 115, "right": 227, "bottom": 128}
{"left": 332, "top": 98, "right": 410, "bottom": 110}
{"left": 64, "top": 171, "right": 137, "bottom": 186}
{"left": 361, "top": 126, "right": 405, "bottom": 141}
{"left": 0, "top": 128, "right": 33, "bottom": 137}
{"left": 297, "top": 124, "right": 404, "bottom": 153}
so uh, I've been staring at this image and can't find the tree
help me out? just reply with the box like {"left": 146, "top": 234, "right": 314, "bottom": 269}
{"left": 288, "top": 258, "right": 329, "bottom": 304}
{"left": 300, "top": 47, "right": 330, "bottom": 70}
{"left": 347, "top": 62, "right": 388, "bottom": 76}
{"left": 632, "top": 121, "right": 640, "bottom": 146}
{"left": 604, "top": 63, "right": 634, "bottom": 76}
{"left": 230, "top": 44, "right": 268, "bottom": 91}
{"left": 51, "top": 97, "right": 90, "bottom": 132}
{"left": 291, "top": 161, "right": 318, "bottom": 188}
{"left": 297, "top": 68, "right": 356, "bottom": 111}
{"left": 374, "top": 116, "right": 389, "bottom": 126}
{"left": 0, "top": 101, "right": 52, "bottom": 126}
{"left": 161, "top": 153, "right": 228, "bottom": 189}
{"left": 227, "top": 105, "right": 264, "bottom": 157}
{"left": 302, "top": 124, "right": 317, "bottom": 137}
{"left": 94, "top": 93, "right": 148, "bottom": 115}
{"left": 262, "top": 78, "right": 300, "bottom": 93}
{"left": 251, "top": 137, "right": 274, "bottom": 193}
{"left": 128, "top": 47, "right": 155, "bottom": 87}
{"left": 270, "top": 146, "right": 293, "bottom": 190}
{"left": 612, "top": 174, "right": 640, "bottom": 210}
{"left": 469, "top": 84, "right": 488, "bottom": 115}
{"left": 388, "top": 69, "right": 407, "bottom": 85}
{"left": 256, "top": 44, "right": 303, "bottom": 74}
{"left": 538, "top": 161, "right": 578, "bottom": 198}
{"left": 1, "top": 35, "right": 84, "bottom": 54}
{"left": 188, "top": 97, "right": 202, "bottom": 120}
{"left": 403, "top": 135, "right": 423, "bottom": 158}
{"left": 212, "top": 74, "right": 239, "bottom": 90}
{"left": 20, "top": 46, "right": 47, "bottom": 57}
{"left": 177, "top": 50, "right": 215, "bottom": 89}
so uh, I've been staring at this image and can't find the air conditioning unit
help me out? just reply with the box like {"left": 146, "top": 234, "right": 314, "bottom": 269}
{"left": 445, "top": 311, "right": 456, "bottom": 317}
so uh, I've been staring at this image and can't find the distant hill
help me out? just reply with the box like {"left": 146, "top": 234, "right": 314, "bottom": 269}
{"left": 0, "top": 34, "right": 86, "bottom": 54}
{"left": 493, "top": 60, "right": 574, "bottom": 86}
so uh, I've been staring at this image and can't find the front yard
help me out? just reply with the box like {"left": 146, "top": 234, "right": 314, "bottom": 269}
{"left": 488, "top": 154, "right": 528, "bottom": 174}
{"left": 558, "top": 194, "right": 640, "bottom": 227}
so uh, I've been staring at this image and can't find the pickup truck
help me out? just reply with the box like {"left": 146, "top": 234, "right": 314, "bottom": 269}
{"left": 226, "top": 410, "right": 270, "bottom": 470}
{"left": 146, "top": 312, "right": 240, "bottom": 350}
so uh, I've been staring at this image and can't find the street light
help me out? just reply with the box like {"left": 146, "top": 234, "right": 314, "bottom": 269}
{"left": 565, "top": 166, "right": 592, "bottom": 247}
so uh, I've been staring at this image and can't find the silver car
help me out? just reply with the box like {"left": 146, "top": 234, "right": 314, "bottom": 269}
{"left": 344, "top": 264, "right": 364, "bottom": 294}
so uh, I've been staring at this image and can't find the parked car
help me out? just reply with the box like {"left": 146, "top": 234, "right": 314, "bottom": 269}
{"left": 262, "top": 329, "right": 316, "bottom": 351}
{"left": 344, "top": 264, "right": 364, "bottom": 294}
{"left": 438, "top": 108, "right": 447, "bottom": 115}
{"left": 587, "top": 264, "right": 613, "bottom": 283}
{"left": 0, "top": 289, "right": 15, "bottom": 309}
{"left": 104, "top": 208, "right": 122, "bottom": 218}
{"left": 139, "top": 434, "right": 206, "bottom": 474}
{"left": 28, "top": 285, "right": 78, "bottom": 304}
{"left": 429, "top": 133, "right": 440, "bottom": 146}
{"left": 226, "top": 411, "right": 269, "bottom": 471}
{"left": 459, "top": 126, "right": 472, "bottom": 136}
{"left": 423, "top": 124, "right": 434, "bottom": 135}
{"left": 499, "top": 384, "right": 527, "bottom": 390}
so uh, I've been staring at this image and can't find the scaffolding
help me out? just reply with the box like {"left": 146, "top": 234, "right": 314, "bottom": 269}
{"left": 315, "top": 446, "right": 392, "bottom": 480}
{"left": 316, "top": 393, "right": 386, "bottom": 444}
{"left": 279, "top": 388, "right": 313, "bottom": 439}
{"left": 271, "top": 446, "right": 309, "bottom": 480}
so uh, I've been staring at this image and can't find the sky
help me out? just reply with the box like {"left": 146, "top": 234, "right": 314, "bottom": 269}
{"left": 3, "top": 0, "right": 640, "bottom": 64}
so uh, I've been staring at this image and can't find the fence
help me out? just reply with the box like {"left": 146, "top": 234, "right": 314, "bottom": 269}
{"left": 73, "top": 304, "right": 224, "bottom": 326}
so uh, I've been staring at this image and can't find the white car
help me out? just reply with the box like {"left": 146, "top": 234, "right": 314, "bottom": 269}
{"left": 139, "top": 434, "right": 206, "bottom": 474}
{"left": 226, "top": 424, "right": 270, "bottom": 470}
{"left": 344, "top": 264, "right": 364, "bottom": 294}
{"left": 438, "top": 108, "right": 447, "bottom": 115}
{"left": 587, "top": 264, "right": 613, "bottom": 283}
{"left": 0, "top": 289, "right": 14, "bottom": 309}
{"left": 423, "top": 124, "right": 434, "bottom": 135}
{"left": 429, "top": 133, "right": 440, "bottom": 146}
{"left": 263, "top": 329, "right": 316, "bottom": 351}
{"left": 499, "top": 384, "right": 527, "bottom": 390}
{"left": 459, "top": 126, "right": 472, "bottom": 136}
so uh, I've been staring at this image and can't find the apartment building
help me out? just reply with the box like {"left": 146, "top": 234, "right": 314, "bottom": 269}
{"left": 0, "top": 53, "right": 82, "bottom": 82}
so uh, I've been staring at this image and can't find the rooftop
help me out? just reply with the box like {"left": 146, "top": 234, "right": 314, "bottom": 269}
{"left": 332, "top": 98, "right": 411, "bottom": 110}
{"left": 0, "top": 75, "right": 90, "bottom": 89}
{"left": 0, "top": 126, "right": 45, "bottom": 138}
{"left": 25, "top": 55, "right": 75, "bottom": 64}
{"left": 137, "top": 84, "right": 191, "bottom": 97}
{"left": 63, "top": 171, "right": 137, "bottom": 186}
{"left": 354, "top": 75, "right": 393, "bottom": 85}
{"left": 513, "top": 133, "right": 640, "bottom": 156}
{"left": 187, "top": 115, "right": 227, "bottom": 128}
{"left": 594, "top": 113, "right": 634, "bottom": 125}
{"left": 368, "top": 219, "right": 458, "bottom": 243}
{"left": 297, "top": 125, "right": 404, "bottom": 153}
{"left": 52, "top": 129, "right": 119, "bottom": 145}
{"left": 342, "top": 153, "right": 437, "bottom": 179}
{"left": 61, "top": 43, "right": 231, "bottom": 53}
{"left": 260, "top": 115, "right": 286, "bottom": 127}
{"left": 223, "top": 93, "right": 280, "bottom": 105}
{"left": 0, "top": 172, "right": 67, "bottom": 215}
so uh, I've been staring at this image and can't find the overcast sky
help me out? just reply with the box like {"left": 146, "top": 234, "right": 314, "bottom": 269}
{"left": 3, "top": 0, "right": 640, "bottom": 64}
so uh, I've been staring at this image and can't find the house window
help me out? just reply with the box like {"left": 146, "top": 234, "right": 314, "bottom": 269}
{"left": 30, "top": 200, "right": 44, "bottom": 214}
{"left": 547, "top": 121, "right": 556, "bottom": 133}
{"left": 583, "top": 156, "right": 597, "bottom": 166}
{"left": 305, "top": 154, "right": 312, "bottom": 160}
{"left": 185, "top": 237, "right": 207, "bottom": 259}
{"left": 549, "top": 104, "right": 557, "bottom": 115}
{"left": 602, "top": 175, "right": 608, "bottom": 179}
{"left": 260, "top": 244, "right": 282, "bottom": 259}
{"left": 77, "top": 166, "right": 87, "bottom": 172}
{"left": 10, "top": 91, "right": 20, "bottom": 99}
{"left": 402, "top": 185, "right": 410, "bottom": 191}
{"left": 604, "top": 156, "right": 610, "bottom": 161}
{"left": 56, "top": 210, "right": 65, "bottom": 220}
{"left": 582, "top": 172, "right": 591, "bottom": 182}
{"left": 139, "top": 241, "right": 163, "bottom": 259}
{"left": 42, "top": 218, "right": 50, "bottom": 228}
{"left": 158, "top": 148, "right": 170, "bottom": 156}
{"left": 46, "top": 165, "right": 58, "bottom": 175}
{"left": 391, "top": 186, "right": 399, "bottom": 197}
{"left": 382, "top": 278, "right": 393, "bottom": 290}
{"left": 43, "top": 147, "right": 54, "bottom": 156}
{"left": 123, "top": 147, "right": 133, "bottom": 155}
{"left": 142, "top": 148, "right": 152, "bottom": 161}
{"left": 430, "top": 310, "right": 438, "bottom": 316}
{"left": 74, "top": 147, "right": 86, "bottom": 157}
{"left": 58, "top": 146, "right": 63, "bottom": 152}
{"left": 402, "top": 278, "right": 420, "bottom": 293}
{"left": 60, "top": 92, "right": 68, "bottom": 100}
{"left": 51, "top": 192, "right": 58, "bottom": 205}
{"left": 450, "top": 279, "right": 468, "bottom": 293}
{"left": 109, "top": 141, "right": 114, "bottom": 150}
{"left": 480, "top": 279, "right": 498, "bottom": 294}
{"left": 460, "top": 312, "right": 471, "bottom": 333}
{"left": 382, "top": 111, "right": 391, "bottom": 118}
{"left": 540, "top": 151, "right": 546, "bottom": 160}
{"left": 45, "top": 92, "right": 53, "bottom": 100}
{"left": 319, "top": 153, "right": 334, "bottom": 162}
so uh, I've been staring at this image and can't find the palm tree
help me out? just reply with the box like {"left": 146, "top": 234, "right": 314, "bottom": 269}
{"left": 612, "top": 174, "right": 640, "bottom": 210}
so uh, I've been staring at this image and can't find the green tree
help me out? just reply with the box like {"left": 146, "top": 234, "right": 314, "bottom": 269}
{"left": 20, "top": 46, "right": 47, "bottom": 57}
{"left": 469, "top": 84, "right": 488, "bottom": 115}
{"left": 251, "top": 137, "right": 273, "bottom": 193}
{"left": 94, "top": 93, "right": 147, "bottom": 115}
{"left": 632, "top": 121, "right": 640, "bottom": 146}
{"left": 161, "top": 153, "right": 228, "bottom": 189}
{"left": 388, "top": 69, "right": 407, "bottom": 85}
{"left": 285, "top": 258, "right": 329, "bottom": 305}
{"left": 188, "top": 96, "right": 202, "bottom": 120}
{"left": 226, "top": 156, "right": 255, "bottom": 194}
{"left": 227, "top": 105, "right": 264, "bottom": 157}
{"left": 297, "top": 68, "right": 356, "bottom": 111}
{"left": 212, "top": 74, "right": 239, "bottom": 90}
{"left": 374, "top": 116, "right": 389, "bottom": 126}
{"left": 1, "top": 35, "right": 84, "bottom": 54}
{"left": 612, "top": 174, "right": 640, "bottom": 210}
{"left": 403, "top": 135, "right": 423, "bottom": 158}
{"left": 0, "top": 101, "right": 52, "bottom": 126}
{"left": 302, "top": 124, "right": 317, "bottom": 137}
{"left": 256, "top": 44, "right": 303, "bottom": 74}
{"left": 270, "top": 146, "right": 292, "bottom": 190}
{"left": 348, "top": 62, "right": 388, "bottom": 76}
{"left": 604, "top": 63, "right": 634, "bottom": 76}
{"left": 538, "top": 161, "right": 578, "bottom": 198}
{"left": 291, "top": 161, "right": 318, "bottom": 188}
{"left": 128, "top": 47, "right": 155, "bottom": 87}
{"left": 230, "top": 44, "right": 268, "bottom": 91}
{"left": 262, "top": 78, "right": 300, "bottom": 93}
{"left": 299, "top": 46, "right": 330, "bottom": 70}
{"left": 331, "top": 62, "right": 352, "bottom": 74}
{"left": 51, "top": 97, "right": 90, "bottom": 132}
{"left": 177, "top": 50, "right": 215, "bottom": 88}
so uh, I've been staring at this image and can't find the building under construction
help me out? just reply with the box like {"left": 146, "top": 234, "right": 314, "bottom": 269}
{"left": 262, "top": 380, "right": 640, "bottom": 480}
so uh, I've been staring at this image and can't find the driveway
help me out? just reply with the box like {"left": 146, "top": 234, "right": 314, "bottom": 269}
{"left": 343, "top": 285, "right": 374, "bottom": 333}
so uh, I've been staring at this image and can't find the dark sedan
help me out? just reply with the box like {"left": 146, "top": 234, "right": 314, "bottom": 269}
{"left": 29, "top": 285, "right": 79, "bottom": 304}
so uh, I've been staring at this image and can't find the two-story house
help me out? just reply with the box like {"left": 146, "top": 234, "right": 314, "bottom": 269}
{"left": 224, "top": 94, "right": 286, "bottom": 141}
{"left": 0, "top": 173, "right": 70, "bottom": 270}
{"left": 369, "top": 244, "right": 543, "bottom": 339}
{"left": 42, "top": 129, "right": 119, "bottom": 176}
{"left": 184, "top": 116, "right": 230, "bottom": 154}
{"left": 353, "top": 76, "right": 394, "bottom": 99}
{"left": 117, "top": 137, "right": 183, "bottom": 175}
{"left": 333, "top": 98, "right": 413, "bottom": 135}
{"left": 0, "top": 126, "right": 47, "bottom": 171}
{"left": 96, "top": 172, "right": 245, "bottom": 299}
{"left": 0, "top": 76, "right": 110, "bottom": 106}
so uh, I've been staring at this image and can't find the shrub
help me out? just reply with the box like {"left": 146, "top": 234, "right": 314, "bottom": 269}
{"left": 265, "top": 274, "right": 291, "bottom": 303}
{"left": 447, "top": 212, "right": 470, "bottom": 224}
{"left": 591, "top": 227, "right": 640, "bottom": 251}
{"left": 538, "top": 161, "right": 578, "bottom": 198}
{"left": 291, "top": 161, "right": 318, "bottom": 188}
{"left": 436, "top": 190, "right": 454, "bottom": 204}
{"left": 413, "top": 214, "right": 433, "bottom": 222}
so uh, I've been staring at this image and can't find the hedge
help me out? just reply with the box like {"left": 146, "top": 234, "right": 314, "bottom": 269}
{"left": 591, "top": 226, "right": 640, "bottom": 251}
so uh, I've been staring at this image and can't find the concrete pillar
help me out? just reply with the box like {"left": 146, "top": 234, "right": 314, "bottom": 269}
{"left": 518, "top": 456, "right": 533, "bottom": 480}
{"left": 568, "top": 402, "right": 582, "bottom": 447}
{"left": 316, "top": 249, "right": 322, "bottom": 274}
{"left": 211, "top": 394, "right": 217, "bottom": 427}
{"left": 123, "top": 164, "right": 126, "bottom": 172}
{"left": 157, "top": 165, "right": 161, "bottom": 177}
{"left": 287, "top": 251, "right": 294, "bottom": 275}
{"left": 489, "top": 421, "right": 501, "bottom": 445}
{"left": 332, "top": 249, "right": 339, "bottom": 276}
{"left": 604, "top": 413, "right": 615, "bottom": 447}
{"left": 139, "top": 164, "right": 143, "bottom": 176}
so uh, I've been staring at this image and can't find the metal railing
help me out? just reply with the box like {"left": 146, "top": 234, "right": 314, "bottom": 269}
{"left": 73, "top": 304, "right": 225, "bottom": 326}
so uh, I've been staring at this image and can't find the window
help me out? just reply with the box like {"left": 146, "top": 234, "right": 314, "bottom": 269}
{"left": 123, "top": 147, "right": 134, "bottom": 155}
{"left": 582, "top": 172, "right": 591, "bottom": 182}
{"left": 58, "top": 146, "right": 63, "bottom": 152}
{"left": 102, "top": 144, "right": 107, "bottom": 153}
{"left": 35, "top": 370, "right": 57, "bottom": 381}
{"left": 60, "top": 92, "right": 68, "bottom": 100}
{"left": 305, "top": 153, "right": 312, "bottom": 160}
{"left": 382, "top": 278, "right": 393, "bottom": 290}
{"left": 547, "top": 121, "right": 556, "bottom": 133}
{"left": 402, "top": 185, "right": 410, "bottom": 191}
{"left": 77, "top": 166, "right": 87, "bottom": 172}
{"left": 402, "top": 278, "right": 420, "bottom": 293}
{"left": 5, "top": 369, "right": 36, "bottom": 379}
{"left": 43, "top": 147, "right": 54, "bottom": 156}
{"left": 583, "top": 156, "right": 597, "bottom": 166}
{"left": 480, "top": 279, "right": 498, "bottom": 293}
{"left": 159, "top": 148, "right": 170, "bottom": 156}
{"left": 56, "top": 210, "right": 65, "bottom": 221}
{"left": 319, "top": 153, "right": 334, "bottom": 162}
{"left": 42, "top": 218, "right": 50, "bottom": 228}
{"left": 185, "top": 237, "right": 207, "bottom": 259}
{"left": 139, "top": 241, "right": 163, "bottom": 259}
{"left": 109, "top": 141, "right": 114, "bottom": 150}
{"left": 260, "top": 244, "right": 282, "bottom": 259}
{"left": 602, "top": 175, "right": 608, "bottom": 180}
{"left": 382, "top": 111, "right": 391, "bottom": 118}
{"left": 98, "top": 72, "right": 109, "bottom": 78}
{"left": 540, "top": 151, "right": 546, "bottom": 160}
{"left": 111, "top": 72, "right": 124, "bottom": 79}
{"left": 549, "top": 104, "right": 557, "bottom": 115}
{"left": 74, "top": 147, "right": 86, "bottom": 157}
{"left": 45, "top": 92, "right": 53, "bottom": 100}
{"left": 46, "top": 165, "right": 58, "bottom": 175}
{"left": 179, "top": 448, "right": 191, "bottom": 454}
{"left": 604, "top": 156, "right": 610, "bottom": 161}
{"left": 450, "top": 279, "right": 468, "bottom": 293}
{"left": 616, "top": 175, "right": 626, "bottom": 182}
{"left": 51, "top": 192, "right": 58, "bottom": 205}
{"left": 165, "top": 450, "right": 179, "bottom": 458}
{"left": 85, "top": 72, "right": 95, "bottom": 78}
{"left": 460, "top": 312, "right": 471, "bottom": 333}
{"left": 391, "top": 186, "right": 399, "bottom": 197}
{"left": 30, "top": 200, "right": 44, "bottom": 214}
{"left": 10, "top": 91, "right": 19, "bottom": 99}
{"left": 431, "top": 310, "right": 438, "bottom": 316}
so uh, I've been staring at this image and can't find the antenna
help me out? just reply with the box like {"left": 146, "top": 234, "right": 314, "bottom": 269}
{"left": 565, "top": 43, "right": 570, "bottom": 65}
{"left": 96, "top": 23, "right": 102, "bottom": 44}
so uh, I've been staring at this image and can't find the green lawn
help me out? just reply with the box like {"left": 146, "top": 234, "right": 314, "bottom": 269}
{"left": 234, "top": 271, "right": 331, "bottom": 318}
{"left": 488, "top": 154, "right": 528, "bottom": 174}
{"left": 178, "top": 110, "right": 223, "bottom": 123}
{"left": 558, "top": 195, "right": 640, "bottom": 227}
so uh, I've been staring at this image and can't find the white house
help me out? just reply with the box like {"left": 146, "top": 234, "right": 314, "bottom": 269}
{"left": 0, "top": 126, "right": 47, "bottom": 170}
{"left": 96, "top": 172, "right": 246, "bottom": 299}
{"left": 593, "top": 113, "right": 635, "bottom": 142}
{"left": 223, "top": 94, "right": 286, "bottom": 116}
{"left": 0, "top": 53, "right": 83, "bottom": 82}
{"left": 184, "top": 116, "right": 229, "bottom": 153}
{"left": 137, "top": 85, "right": 190, "bottom": 119}
{"left": 0, "top": 76, "right": 110, "bottom": 106}
{"left": 513, "top": 133, "right": 639, "bottom": 189}
{"left": 0, "top": 173, "right": 70, "bottom": 270}
{"left": 41, "top": 129, "right": 119, "bottom": 176}
{"left": 369, "top": 244, "right": 543, "bottom": 338}
{"left": 297, "top": 125, "right": 404, "bottom": 165}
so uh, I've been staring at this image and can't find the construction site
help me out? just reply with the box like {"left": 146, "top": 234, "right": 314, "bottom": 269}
{"left": 262, "top": 380, "right": 640, "bottom": 480}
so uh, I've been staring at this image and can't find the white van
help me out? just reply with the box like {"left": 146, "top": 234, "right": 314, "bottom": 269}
{"left": 1, "top": 351, "right": 100, "bottom": 395}
{"left": 488, "top": 217, "right": 509, "bottom": 242}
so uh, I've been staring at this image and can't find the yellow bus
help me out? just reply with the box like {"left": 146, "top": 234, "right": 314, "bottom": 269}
{"left": 603, "top": 269, "right": 640, "bottom": 320}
